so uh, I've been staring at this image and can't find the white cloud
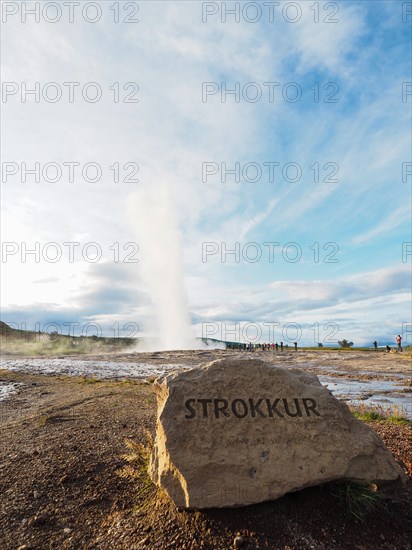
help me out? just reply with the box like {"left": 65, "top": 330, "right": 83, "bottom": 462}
{"left": 269, "top": 265, "right": 411, "bottom": 302}
{"left": 351, "top": 205, "right": 411, "bottom": 245}
{"left": 290, "top": 2, "right": 366, "bottom": 76}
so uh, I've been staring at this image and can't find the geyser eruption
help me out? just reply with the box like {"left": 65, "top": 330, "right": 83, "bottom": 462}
{"left": 128, "top": 183, "right": 198, "bottom": 350}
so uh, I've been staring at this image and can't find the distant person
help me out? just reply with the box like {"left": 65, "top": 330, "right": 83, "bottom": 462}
{"left": 396, "top": 334, "right": 402, "bottom": 352}
{"left": 373, "top": 340, "right": 377, "bottom": 351}
{"left": 294, "top": 342, "right": 298, "bottom": 351}
{"left": 280, "top": 341, "right": 283, "bottom": 351}
{"left": 275, "top": 342, "right": 278, "bottom": 351}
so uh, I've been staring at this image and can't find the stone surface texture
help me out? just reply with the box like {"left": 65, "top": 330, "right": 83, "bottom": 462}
{"left": 149, "top": 359, "right": 406, "bottom": 509}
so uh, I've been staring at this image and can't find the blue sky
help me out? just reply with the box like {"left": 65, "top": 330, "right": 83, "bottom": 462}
{"left": 1, "top": 0, "right": 411, "bottom": 346}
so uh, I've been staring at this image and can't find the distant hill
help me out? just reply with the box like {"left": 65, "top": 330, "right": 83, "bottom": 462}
{"left": 0, "top": 321, "right": 39, "bottom": 341}
{"left": 0, "top": 321, "right": 137, "bottom": 356}
{"left": 0, "top": 321, "right": 15, "bottom": 333}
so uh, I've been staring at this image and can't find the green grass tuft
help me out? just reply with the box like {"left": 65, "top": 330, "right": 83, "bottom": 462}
{"left": 350, "top": 403, "right": 410, "bottom": 425}
{"left": 331, "top": 481, "right": 384, "bottom": 522}
{"left": 117, "top": 434, "right": 159, "bottom": 511}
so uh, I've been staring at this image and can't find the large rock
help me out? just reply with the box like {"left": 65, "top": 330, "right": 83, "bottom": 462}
{"left": 149, "top": 359, "right": 406, "bottom": 508}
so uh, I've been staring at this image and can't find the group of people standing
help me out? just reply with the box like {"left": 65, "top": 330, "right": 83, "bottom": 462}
{"left": 227, "top": 342, "right": 299, "bottom": 351}
{"left": 373, "top": 335, "right": 403, "bottom": 352}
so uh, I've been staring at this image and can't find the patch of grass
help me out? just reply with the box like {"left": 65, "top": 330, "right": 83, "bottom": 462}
{"left": 385, "top": 415, "right": 411, "bottom": 425}
{"left": 118, "top": 380, "right": 143, "bottom": 387}
{"left": 0, "top": 332, "right": 137, "bottom": 357}
{"left": 38, "top": 414, "right": 49, "bottom": 427}
{"left": 37, "top": 413, "right": 76, "bottom": 426}
{"left": 331, "top": 481, "right": 384, "bottom": 522}
{"left": 117, "top": 434, "right": 158, "bottom": 511}
{"left": 352, "top": 410, "right": 383, "bottom": 421}
{"left": 77, "top": 377, "right": 102, "bottom": 385}
{"left": 350, "top": 403, "right": 411, "bottom": 425}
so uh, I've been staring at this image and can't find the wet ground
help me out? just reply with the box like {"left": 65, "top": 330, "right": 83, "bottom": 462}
{"left": 1, "top": 349, "right": 411, "bottom": 417}
{"left": 0, "top": 382, "right": 21, "bottom": 401}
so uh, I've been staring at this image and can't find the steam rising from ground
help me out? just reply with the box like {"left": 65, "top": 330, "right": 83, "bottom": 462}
{"left": 128, "top": 184, "right": 200, "bottom": 351}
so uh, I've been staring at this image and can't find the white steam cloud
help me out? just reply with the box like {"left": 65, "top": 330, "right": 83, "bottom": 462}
{"left": 127, "top": 183, "right": 199, "bottom": 351}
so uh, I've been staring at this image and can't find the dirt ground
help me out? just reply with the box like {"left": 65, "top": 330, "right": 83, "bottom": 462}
{"left": 0, "top": 358, "right": 411, "bottom": 550}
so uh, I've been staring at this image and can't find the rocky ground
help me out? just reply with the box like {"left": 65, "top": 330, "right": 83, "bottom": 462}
{"left": 0, "top": 353, "right": 411, "bottom": 550}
